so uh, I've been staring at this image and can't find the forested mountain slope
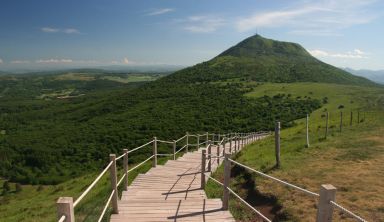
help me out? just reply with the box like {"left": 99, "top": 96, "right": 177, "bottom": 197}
{"left": 2, "top": 34, "right": 375, "bottom": 184}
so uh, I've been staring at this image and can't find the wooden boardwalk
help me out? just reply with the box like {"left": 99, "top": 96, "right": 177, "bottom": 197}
{"left": 110, "top": 143, "right": 237, "bottom": 222}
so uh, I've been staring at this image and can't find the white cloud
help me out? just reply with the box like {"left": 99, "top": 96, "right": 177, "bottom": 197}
{"left": 11, "top": 60, "right": 30, "bottom": 64}
{"left": 236, "top": 0, "right": 379, "bottom": 35}
{"left": 36, "top": 59, "right": 73, "bottom": 63}
{"left": 308, "top": 49, "right": 368, "bottom": 59}
{"left": 41, "top": 27, "right": 60, "bottom": 33}
{"left": 41, "top": 27, "right": 80, "bottom": 34}
{"left": 183, "top": 15, "right": 225, "bottom": 33}
{"left": 147, "top": 8, "right": 174, "bottom": 16}
{"left": 63, "top": 28, "right": 80, "bottom": 34}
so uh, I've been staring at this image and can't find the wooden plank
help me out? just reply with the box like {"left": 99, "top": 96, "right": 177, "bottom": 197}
{"left": 110, "top": 146, "right": 235, "bottom": 222}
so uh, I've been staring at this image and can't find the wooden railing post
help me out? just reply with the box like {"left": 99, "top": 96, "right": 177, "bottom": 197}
{"left": 325, "top": 112, "right": 329, "bottom": 139}
{"left": 357, "top": 111, "right": 360, "bottom": 124}
{"left": 218, "top": 134, "right": 221, "bottom": 144}
{"left": 275, "top": 121, "right": 281, "bottom": 168}
{"left": 217, "top": 142, "right": 220, "bottom": 165}
{"left": 153, "top": 137, "right": 157, "bottom": 167}
{"left": 206, "top": 132, "right": 209, "bottom": 146}
{"left": 222, "top": 153, "right": 230, "bottom": 210}
{"left": 186, "top": 132, "right": 189, "bottom": 152}
{"left": 211, "top": 133, "right": 215, "bottom": 145}
{"left": 123, "top": 149, "right": 129, "bottom": 191}
{"left": 57, "top": 197, "right": 75, "bottom": 222}
{"left": 229, "top": 133, "right": 232, "bottom": 153}
{"left": 173, "top": 140, "right": 176, "bottom": 160}
{"left": 201, "top": 149, "right": 206, "bottom": 189}
{"left": 340, "top": 112, "right": 343, "bottom": 132}
{"left": 109, "top": 154, "right": 119, "bottom": 214}
{"left": 208, "top": 142, "right": 212, "bottom": 172}
{"left": 306, "top": 114, "right": 310, "bottom": 148}
{"left": 316, "top": 184, "right": 336, "bottom": 222}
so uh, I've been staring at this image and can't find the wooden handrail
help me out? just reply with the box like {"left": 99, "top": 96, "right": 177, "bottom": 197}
{"left": 56, "top": 131, "right": 270, "bottom": 222}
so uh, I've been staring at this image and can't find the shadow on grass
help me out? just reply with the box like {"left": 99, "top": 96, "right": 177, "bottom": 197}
{"left": 231, "top": 164, "right": 293, "bottom": 221}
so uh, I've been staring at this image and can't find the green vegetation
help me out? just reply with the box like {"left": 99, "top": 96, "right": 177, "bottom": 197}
{"left": 205, "top": 82, "right": 384, "bottom": 221}
{"left": 0, "top": 34, "right": 382, "bottom": 221}
{"left": 0, "top": 71, "right": 166, "bottom": 100}
{"left": 0, "top": 78, "right": 320, "bottom": 184}
{"left": 165, "top": 35, "right": 375, "bottom": 86}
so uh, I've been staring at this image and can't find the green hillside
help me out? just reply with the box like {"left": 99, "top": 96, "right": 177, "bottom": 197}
{"left": 206, "top": 82, "right": 384, "bottom": 221}
{"left": 0, "top": 34, "right": 378, "bottom": 186}
{"left": 1, "top": 34, "right": 383, "bottom": 222}
{"left": 166, "top": 35, "right": 374, "bottom": 85}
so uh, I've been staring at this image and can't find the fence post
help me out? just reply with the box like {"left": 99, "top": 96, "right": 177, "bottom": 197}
{"left": 153, "top": 137, "right": 157, "bottom": 167}
{"left": 201, "top": 149, "right": 206, "bottom": 189}
{"left": 275, "top": 121, "right": 281, "bottom": 168}
{"left": 217, "top": 142, "right": 220, "bottom": 165}
{"left": 186, "top": 132, "right": 189, "bottom": 152}
{"left": 325, "top": 112, "right": 329, "bottom": 139}
{"left": 57, "top": 197, "right": 75, "bottom": 222}
{"left": 218, "top": 133, "right": 221, "bottom": 144}
{"left": 306, "top": 114, "right": 310, "bottom": 148}
{"left": 340, "top": 111, "right": 343, "bottom": 132}
{"left": 173, "top": 140, "right": 176, "bottom": 160}
{"left": 212, "top": 133, "right": 215, "bottom": 145}
{"left": 208, "top": 142, "right": 212, "bottom": 172}
{"left": 350, "top": 111, "right": 353, "bottom": 126}
{"left": 206, "top": 132, "right": 209, "bottom": 146}
{"left": 222, "top": 153, "right": 230, "bottom": 210}
{"left": 316, "top": 184, "right": 336, "bottom": 222}
{"left": 357, "top": 111, "right": 360, "bottom": 124}
{"left": 229, "top": 133, "right": 232, "bottom": 153}
{"left": 109, "top": 154, "right": 119, "bottom": 214}
{"left": 197, "top": 136, "right": 200, "bottom": 149}
{"left": 123, "top": 149, "right": 128, "bottom": 191}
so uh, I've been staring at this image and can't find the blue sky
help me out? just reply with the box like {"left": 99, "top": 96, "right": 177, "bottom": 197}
{"left": 0, "top": 0, "right": 383, "bottom": 71}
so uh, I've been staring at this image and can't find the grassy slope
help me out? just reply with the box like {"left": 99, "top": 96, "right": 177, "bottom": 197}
{"left": 206, "top": 82, "right": 384, "bottom": 221}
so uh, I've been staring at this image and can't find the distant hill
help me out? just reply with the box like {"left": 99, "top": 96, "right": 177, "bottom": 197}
{"left": 165, "top": 35, "right": 374, "bottom": 86}
{"left": 344, "top": 68, "right": 384, "bottom": 84}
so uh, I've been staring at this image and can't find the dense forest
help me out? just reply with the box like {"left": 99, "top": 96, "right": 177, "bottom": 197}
{"left": 0, "top": 72, "right": 321, "bottom": 184}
